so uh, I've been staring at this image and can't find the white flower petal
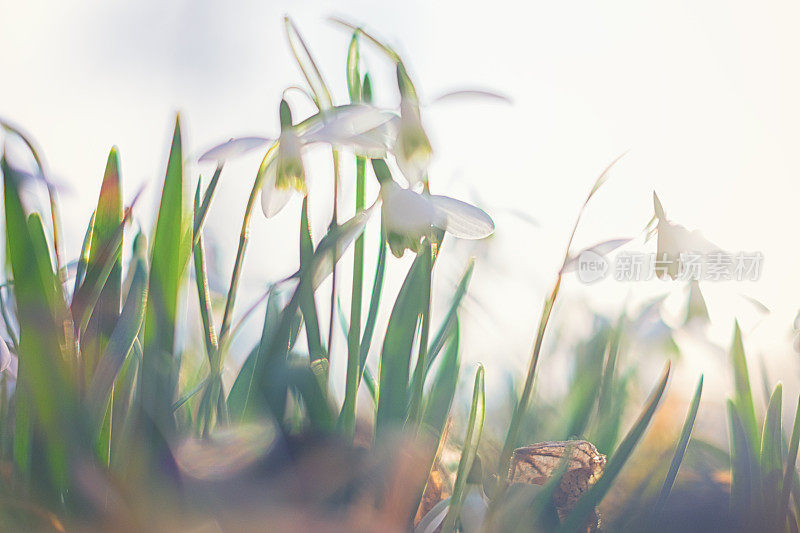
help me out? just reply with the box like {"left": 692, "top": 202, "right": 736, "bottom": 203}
{"left": 199, "top": 137, "right": 272, "bottom": 163}
{"left": 260, "top": 161, "right": 294, "bottom": 218}
{"left": 380, "top": 181, "right": 438, "bottom": 236}
{"left": 429, "top": 195, "right": 495, "bottom": 239}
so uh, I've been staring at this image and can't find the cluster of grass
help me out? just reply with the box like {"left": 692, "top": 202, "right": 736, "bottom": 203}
{"left": 0, "top": 17, "right": 797, "bottom": 533}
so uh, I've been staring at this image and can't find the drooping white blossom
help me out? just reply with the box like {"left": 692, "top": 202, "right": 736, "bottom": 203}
{"left": 380, "top": 180, "right": 494, "bottom": 257}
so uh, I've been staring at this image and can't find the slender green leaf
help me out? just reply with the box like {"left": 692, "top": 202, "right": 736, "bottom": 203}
{"left": 83, "top": 147, "right": 123, "bottom": 378}
{"left": 761, "top": 383, "right": 784, "bottom": 528}
{"left": 728, "top": 399, "right": 754, "bottom": 525}
{"left": 193, "top": 163, "right": 223, "bottom": 246}
{"left": 70, "top": 185, "right": 143, "bottom": 337}
{"left": 141, "top": 115, "right": 192, "bottom": 432}
{"left": 299, "top": 198, "right": 325, "bottom": 364}
{"left": 780, "top": 394, "right": 800, "bottom": 530}
{"left": 375, "top": 250, "right": 427, "bottom": 436}
{"left": 421, "top": 321, "right": 461, "bottom": 437}
{"left": 730, "top": 321, "right": 759, "bottom": 453}
{"left": 227, "top": 287, "right": 281, "bottom": 421}
{"left": 407, "top": 242, "right": 433, "bottom": 427}
{"left": 192, "top": 179, "right": 219, "bottom": 365}
{"left": 74, "top": 210, "right": 95, "bottom": 295}
{"left": 425, "top": 261, "right": 474, "bottom": 374}
{"left": 87, "top": 233, "right": 147, "bottom": 423}
{"left": 358, "top": 222, "right": 387, "bottom": 381}
{"left": 283, "top": 357, "right": 334, "bottom": 431}
{"left": 442, "top": 364, "right": 485, "bottom": 533}
{"left": 655, "top": 375, "right": 703, "bottom": 517}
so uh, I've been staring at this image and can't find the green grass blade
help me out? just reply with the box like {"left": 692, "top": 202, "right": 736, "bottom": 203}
{"left": 654, "top": 374, "right": 703, "bottom": 518}
{"left": 762, "top": 383, "right": 783, "bottom": 529}
{"left": 592, "top": 313, "right": 625, "bottom": 452}
{"left": 728, "top": 399, "right": 754, "bottom": 524}
{"left": 363, "top": 365, "right": 378, "bottom": 405}
{"left": 780, "top": 394, "right": 800, "bottom": 530}
{"left": 141, "top": 115, "right": 192, "bottom": 432}
{"left": 441, "top": 364, "right": 485, "bottom": 533}
{"left": 375, "top": 250, "right": 428, "bottom": 436}
{"left": 284, "top": 357, "right": 334, "bottom": 432}
{"left": 192, "top": 179, "right": 225, "bottom": 434}
{"left": 86, "top": 233, "right": 147, "bottom": 423}
{"left": 192, "top": 163, "right": 223, "bottom": 247}
{"left": 227, "top": 288, "right": 281, "bottom": 421}
{"left": 192, "top": 179, "right": 219, "bottom": 365}
{"left": 730, "top": 321, "right": 759, "bottom": 453}
{"left": 253, "top": 209, "right": 370, "bottom": 429}
{"left": 299, "top": 197, "right": 325, "bottom": 366}
{"left": 421, "top": 321, "right": 461, "bottom": 437}
{"left": 558, "top": 361, "right": 671, "bottom": 532}
{"left": 358, "top": 222, "right": 387, "bottom": 382}
{"left": 563, "top": 326, "right": 609, "bottom": 441}
{"left": 424, "top": 261, "right": 474, "bottom": 375}
{"left": 70, "top": 186, "right": 143, "bottom": 337}
{"left": 73, "top": 210, "right": 95, "bottom": 294}
{"left": 406, "top": 243, "right": 433, "bottom": 427}
{"left": 83, "top": 147, "right": 123, "bottom": 378}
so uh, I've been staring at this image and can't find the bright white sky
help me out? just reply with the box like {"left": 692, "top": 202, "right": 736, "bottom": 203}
{"left": 1, "top": 0, "right": 799, "bottom": 407}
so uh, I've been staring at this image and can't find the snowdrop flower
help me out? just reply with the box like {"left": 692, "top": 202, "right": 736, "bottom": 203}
{"left": 379, "top": 179, "right": 494, "bottom": 257}
{"left": 653, "top": 192, "right": 719, "bottom": 279}
{"left": 394, "top": 65, "right": 433, "bottom": 188}
{"left": 199, "top": 102, "right": 396, "bottom": 218}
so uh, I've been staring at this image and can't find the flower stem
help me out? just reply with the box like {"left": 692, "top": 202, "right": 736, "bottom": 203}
{"left": 340, "top": 155, "right": 366, "bottom": 437}
{"left": 218, "top": 146, "right": 277, "bottom": 347}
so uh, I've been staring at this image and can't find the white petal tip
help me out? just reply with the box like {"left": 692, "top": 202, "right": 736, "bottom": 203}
{"left": 199, "top": 137, "right": 272, "bottom": 163}
{"left": 429, "top": 195, "right": 495, "bottom": 239}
